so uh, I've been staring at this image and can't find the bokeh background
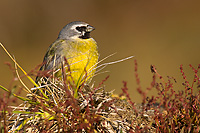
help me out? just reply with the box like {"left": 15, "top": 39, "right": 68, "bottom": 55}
{"left": 0, "top": 0, "right": 199, "bottom": 103}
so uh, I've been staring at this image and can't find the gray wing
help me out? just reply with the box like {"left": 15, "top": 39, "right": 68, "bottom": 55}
{"left": 35, "top": 39, "right": 69, "bottom": 83}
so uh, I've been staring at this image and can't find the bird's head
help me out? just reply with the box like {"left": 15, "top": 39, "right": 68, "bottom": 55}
{"left": 58, "top": 21, "right": 95, "bottom": 40}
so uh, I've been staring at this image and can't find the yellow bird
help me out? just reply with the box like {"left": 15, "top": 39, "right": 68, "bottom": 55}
{"left": 36, "top": 21, "right": 98, "bottom": 88}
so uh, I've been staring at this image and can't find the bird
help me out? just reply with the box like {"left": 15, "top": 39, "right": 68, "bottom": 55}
{"left": 35, "top": 21, "right": 99, "bottom": 89}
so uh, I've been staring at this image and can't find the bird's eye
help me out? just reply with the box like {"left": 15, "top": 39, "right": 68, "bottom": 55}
{"left": 76, "top": 26, "right": 87, "bottom": 32}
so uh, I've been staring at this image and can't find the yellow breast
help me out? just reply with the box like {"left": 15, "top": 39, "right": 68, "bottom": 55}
{"left": 58, "top": 38, "right": 98, "bottom": 87}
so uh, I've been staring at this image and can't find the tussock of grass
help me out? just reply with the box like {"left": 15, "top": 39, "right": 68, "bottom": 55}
{"left": 4, "top": 69, "right": 136, "bottom": 132}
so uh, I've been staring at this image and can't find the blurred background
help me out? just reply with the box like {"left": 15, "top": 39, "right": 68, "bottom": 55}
{"left": 0, "top": 0, "right": 199, "bottom": 103}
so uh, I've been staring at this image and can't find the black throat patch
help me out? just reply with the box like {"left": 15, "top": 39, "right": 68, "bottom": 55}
{"left": 80, "top": 32, "right": 90, "bottom": 39}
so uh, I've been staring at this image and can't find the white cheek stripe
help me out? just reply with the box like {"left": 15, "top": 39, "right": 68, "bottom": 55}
{"left": 70, "top": 36, "right": 80, "bottom": 39}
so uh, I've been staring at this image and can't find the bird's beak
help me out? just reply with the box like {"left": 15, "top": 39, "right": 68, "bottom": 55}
{"left": 86, "top": 25, "right": 95, "bottom": 32}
